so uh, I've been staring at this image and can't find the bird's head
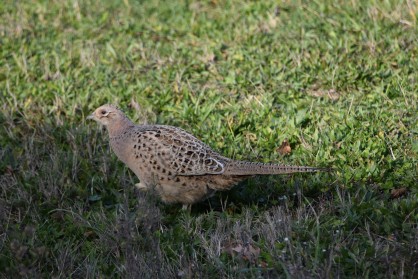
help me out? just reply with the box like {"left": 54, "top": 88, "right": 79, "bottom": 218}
{"left": 87, "top": 104, "right": 125, "bottom": 127}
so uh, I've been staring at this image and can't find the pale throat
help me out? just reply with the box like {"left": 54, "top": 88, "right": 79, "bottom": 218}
{"left": 106, "top": 116, "right": 134, "bottom": 137}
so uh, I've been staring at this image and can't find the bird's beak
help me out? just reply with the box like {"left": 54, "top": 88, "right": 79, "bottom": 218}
{"left": 86, "top": 113, "right": 95, "bottom": 120}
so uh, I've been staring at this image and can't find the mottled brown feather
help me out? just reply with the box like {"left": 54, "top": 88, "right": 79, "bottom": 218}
{"left": 88, "top": 104, "right": 326, "bottom": 205}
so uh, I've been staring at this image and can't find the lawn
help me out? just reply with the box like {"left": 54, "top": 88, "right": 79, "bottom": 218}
{"left": 0, "top": 0, "right": 417, "bottom": 278}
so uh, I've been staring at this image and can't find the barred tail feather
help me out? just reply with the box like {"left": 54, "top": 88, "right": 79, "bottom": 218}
{"left": 223, "top": 160, "right": 328, "bottom": 175}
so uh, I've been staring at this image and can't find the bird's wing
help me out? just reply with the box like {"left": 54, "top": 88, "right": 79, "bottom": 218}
{"left": 140, "top": 125, "right": 226, "bottom": 176}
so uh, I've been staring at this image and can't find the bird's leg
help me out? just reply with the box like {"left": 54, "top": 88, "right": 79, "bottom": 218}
{"left": 135, "top": 182, "right": 148, "bottom": 191}
{"left": 182, "top": 204, "right": 192, "bottom": 212}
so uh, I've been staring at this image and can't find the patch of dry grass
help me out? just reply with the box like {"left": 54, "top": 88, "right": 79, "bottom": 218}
{"left": 1, "top": 0, "right": 417, "bottom": 277}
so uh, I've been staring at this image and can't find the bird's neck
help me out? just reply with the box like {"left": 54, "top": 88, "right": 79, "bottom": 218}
{"left": 106, "top": 117, "right": 135, "bottom": 137}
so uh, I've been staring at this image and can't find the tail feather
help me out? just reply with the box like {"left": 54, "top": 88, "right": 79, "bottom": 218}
{"left": 223, "top": 160, "right": 328, "bottom": 176}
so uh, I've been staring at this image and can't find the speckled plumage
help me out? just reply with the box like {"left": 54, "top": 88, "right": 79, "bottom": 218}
{"left": 88, "top": 104, "right": 326, "bottom": 205}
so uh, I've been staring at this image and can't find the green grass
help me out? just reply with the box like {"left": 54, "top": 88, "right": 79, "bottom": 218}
{"left": 0, "top": 0, "right": 417, "bottom": 277}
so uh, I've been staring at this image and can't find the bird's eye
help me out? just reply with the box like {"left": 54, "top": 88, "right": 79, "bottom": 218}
{"left": 100, "top": 110, "right": 107, "bottom": 115}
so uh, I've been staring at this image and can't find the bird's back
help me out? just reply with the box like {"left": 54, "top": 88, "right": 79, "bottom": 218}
{"left": 88, "top": 104, "right": 327, "bottom": 205}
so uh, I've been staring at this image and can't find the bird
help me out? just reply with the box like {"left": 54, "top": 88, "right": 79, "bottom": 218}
{"left": 87, "top": 104, "right": 327, "bottom": 207}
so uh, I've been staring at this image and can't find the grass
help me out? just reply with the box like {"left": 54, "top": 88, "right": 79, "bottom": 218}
{"left": 0, "top": 0, "right": 417, "bottom": 277}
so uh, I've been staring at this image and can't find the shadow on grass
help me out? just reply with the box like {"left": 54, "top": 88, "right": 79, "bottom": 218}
{"left": 0, "top": 118, "right": 416, "bottom": 278}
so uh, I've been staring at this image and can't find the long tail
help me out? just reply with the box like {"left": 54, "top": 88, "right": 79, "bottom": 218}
{"left": 223, "top": 160, "right": 328, "bottom": 175}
